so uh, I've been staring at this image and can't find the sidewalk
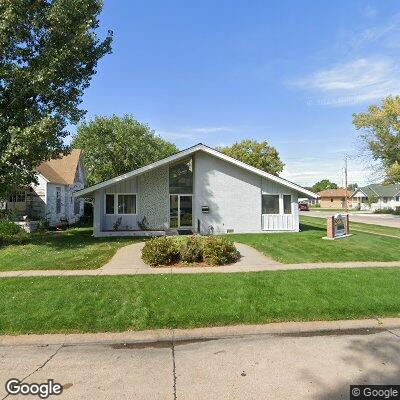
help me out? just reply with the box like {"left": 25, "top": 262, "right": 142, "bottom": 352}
{"left": 3, "top": 318, "right": 400, "bottom": 400}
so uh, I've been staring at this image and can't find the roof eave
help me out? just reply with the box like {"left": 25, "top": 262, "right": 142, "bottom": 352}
{"left": 74, "top": 144, "right": 318, "bottom": 199}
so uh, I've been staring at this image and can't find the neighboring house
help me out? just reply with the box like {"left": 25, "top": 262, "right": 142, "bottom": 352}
{"left": 351, "top": 183, "right": 400, "bottom": 211}
{"left": 317, "top": 189, "right": 350, "bottom": 209}
{"left": 75, "top": 143, "right": 317, "bottom": 237}
{"left": 6, "top": 150, "right": 85, "bottom": 225}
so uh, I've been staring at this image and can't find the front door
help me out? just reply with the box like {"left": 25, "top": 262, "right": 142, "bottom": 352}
{"left": 169, "top": 195, "right": 193, "bottom": 228}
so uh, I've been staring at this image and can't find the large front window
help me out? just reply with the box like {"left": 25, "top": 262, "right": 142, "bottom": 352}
{"left": 169, "top": 158, "right": 193, "bottom": 194}
{"left": 118, "top": 194, "right": 136, "bottom": 214}
{"left": 262, "top": 195, "right": 279, "bottom": 214}
{"left": 262, "top": 194, "right": 292, "bottom": 214}
{"left": 283, "top": 195, "right": 292, "bottom": 214}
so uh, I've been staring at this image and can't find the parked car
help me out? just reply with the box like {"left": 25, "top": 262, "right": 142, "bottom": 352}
{"left": 298, "top": 203, "right": 309, "bottom": 211}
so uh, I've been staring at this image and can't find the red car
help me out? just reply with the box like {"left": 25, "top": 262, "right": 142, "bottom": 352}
{"left": 298, "top": 203, "right": 309, "bottom": 211}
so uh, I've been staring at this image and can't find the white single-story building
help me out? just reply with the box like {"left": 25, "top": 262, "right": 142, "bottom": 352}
{"left": 351, "top": 183, "right": 400, "bottom": 211}
{"left": 5, "top": 150, "right": 85, "bottom": 226}
{"left": 75, "top": 144, "right": 317, "bottom": 237}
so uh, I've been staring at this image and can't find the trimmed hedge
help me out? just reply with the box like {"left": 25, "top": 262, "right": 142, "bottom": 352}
{"left": 141, "top": 235, "right": 240, "bottom": 267}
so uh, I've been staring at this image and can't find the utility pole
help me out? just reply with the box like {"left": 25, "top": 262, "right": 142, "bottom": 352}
{"left": 344, "top": 157, "right": 348, "bottom": 212}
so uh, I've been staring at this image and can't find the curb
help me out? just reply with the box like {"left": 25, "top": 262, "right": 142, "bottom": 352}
{"left": 1, "top": 317, "right": 399, "bottom": 347}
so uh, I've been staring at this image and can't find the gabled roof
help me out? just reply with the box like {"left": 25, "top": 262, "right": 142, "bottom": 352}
{"left": 352, "top": 183, "right": 400, "bottom": 198}
{"left": 75, "top": 143, "right": 317, "bottom": 198}
{"left": 318, "top": 188, "right": 349, "bottom": 198}
{"left": 36, "top": 149, "right": 82, "bottom": 185}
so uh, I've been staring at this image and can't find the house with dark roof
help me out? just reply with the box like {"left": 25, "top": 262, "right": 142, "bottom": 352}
{"left": 351, "top": 183, "right": 400, "bottom": 211}
{"left": 6, "top": 150, "right": 85, "bottom": 225}
{"left": 75, "top": 143, "right": 317, "bottom": 237}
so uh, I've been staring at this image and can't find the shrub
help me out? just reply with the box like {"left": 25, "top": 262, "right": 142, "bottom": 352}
{"left": 141, "top": 236, "right": 179, "bottom": 266}
{"left": 36, "top": 218, "right": 50, "bottom": 232}
{"left": 0, "top": 220, "right": 27, "bottom": 246}
{"left": 202, "top": 236, "right": 240, "bottom": 266}
{"left": 142, "top": 235, "right": 240, "bottom": 267}
{"left": 180, "top": 236, "right": 203, "bottom": 263}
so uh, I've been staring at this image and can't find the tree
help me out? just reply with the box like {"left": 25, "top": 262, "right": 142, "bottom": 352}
{"left": 348, "top": 183, "right": 358, "bottom": 192}
{"left": 72, "top": 115, "right": 179, "bottom": 186}
{"left": 217, "top": 139, "right": 284, "bottom": 175}
{"left": 312, "top": 179, "right": 338, "bottom": 193}
{"left": 0, "top": 0, "right": 112, "bottom": 200}
{"left": 353, "top": 96, "right": 400, "bottom": 183}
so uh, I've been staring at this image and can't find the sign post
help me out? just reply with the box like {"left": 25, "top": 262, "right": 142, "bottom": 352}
{"left": 324, "top": 214, "right": 351, "bottom": 240}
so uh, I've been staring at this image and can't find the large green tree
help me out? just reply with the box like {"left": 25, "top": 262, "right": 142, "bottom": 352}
{"left": 353, "top": 96, "right": 400, "bottom": 183}
{"left": 312, "top": 179, "right": 338, "bottom": 193}
{"left": 0, "top": 0, "right": 112, "bottom": 199}
{"left": 72, "top": 115, "right": 179, "bottom": 186}
{"left": 217, "top": 139, "right": 284, "bottom": 175}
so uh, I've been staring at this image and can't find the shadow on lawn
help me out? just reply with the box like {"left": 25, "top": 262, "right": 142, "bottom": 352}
{"left": 299, "top": 222, "right": 325, "bottom": 232}
{"left": 306, "top": 332, "right": 400, "bottom": 400}
{"left": 0, "top": 227, "right": 139, "bottom": 251}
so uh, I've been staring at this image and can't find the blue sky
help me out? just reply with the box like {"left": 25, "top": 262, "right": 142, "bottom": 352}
{"left": 72, "top": 0, "right": 400, "bottom": 187}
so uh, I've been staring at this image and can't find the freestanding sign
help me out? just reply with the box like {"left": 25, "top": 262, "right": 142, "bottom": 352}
{"left": 325, "top": 214, "right": 350, "bottom": 239}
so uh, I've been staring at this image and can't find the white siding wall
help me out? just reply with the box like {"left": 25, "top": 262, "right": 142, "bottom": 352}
{"left": 46, "top": 183, "right": 67, "bottom": 225}
{"left": 92, "top": 150, "right": 303, "bottom": 235}
{"left": 193, "top": 152, "right": 262, "bottom": 234}
{"left": 101, "top": 176, "right": 139, "bottom": 231}
{"left": 66, "top": 161, "right": 85, "bottom": 223}
{"left": 261, "top": 179, "right": 299, "bottom": 231}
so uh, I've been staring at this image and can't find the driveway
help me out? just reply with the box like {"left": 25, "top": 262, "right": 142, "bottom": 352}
{"left": 1, "top": 319, "right": 400, "bottom": 399}
{"left": 302, "top": 210, "right": 400, "bottom": 228}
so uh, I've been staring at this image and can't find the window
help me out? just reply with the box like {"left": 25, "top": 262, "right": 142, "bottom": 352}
{"left": 169, "top": 158, "right": 193, "bottom": 194}
{"left": 383, "top": 197, "right": 388, "bottom": 203}
{"left": 56, "top": 187, "right": 61, "bottom": 214}
{"left": 74, "top": 199, "right": 80, "bottom": 215}
{"left": 283, "top": 195, "right": 292, "bottom": 214}
{"left": 330, "top": 198, "right": 333, "bottom": 202}
{"left": 106, "top": 194, "right": 115, "bottom": 214}
{"left": 396, "top": 196, "right": 400, "bottom": 202}
{"left": 8, "top": 191, "right": 26, "bottom": 203}
{"left": 118, "top": 194, "right": 136, "bottom": 214}
{"left": 262, "top": 195, "right": 279, "bottom": 214}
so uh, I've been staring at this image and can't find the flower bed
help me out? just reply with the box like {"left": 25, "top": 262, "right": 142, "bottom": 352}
{"left": 141, "top": 236, "right": 240, "bottom": 267}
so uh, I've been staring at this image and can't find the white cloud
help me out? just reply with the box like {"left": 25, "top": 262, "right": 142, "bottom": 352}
{"left": 293, "top": 58, "right": 400, "bottom": 106}
{"left": 350, "top": 13, "right": 400, "bottom": 49}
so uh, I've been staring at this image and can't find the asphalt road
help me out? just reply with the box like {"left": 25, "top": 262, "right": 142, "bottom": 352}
{"left": 2, "top": 328, "right": 400, "bottom": 399}
{"left": 302, "top": 210, "right": 400, "bottom": 228}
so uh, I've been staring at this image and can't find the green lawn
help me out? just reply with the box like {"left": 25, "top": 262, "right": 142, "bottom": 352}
{"left": 0, "top": 227, "right": 143, "bottom": 271}
{"left": 1, "top": 268, "right": 400, "bottom": 334}
{"left": 231, "top": 217, "right": 400, "bottom": 263}
{"left": 301, "top": 215, "right": 400, "bottom": 238}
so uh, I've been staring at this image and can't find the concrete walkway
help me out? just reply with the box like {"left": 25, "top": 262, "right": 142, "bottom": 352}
{"left": 1, "top": 241, "right": 400, "bottom": 278}
{"left": 2, "top": 318, "right": 400, "bottom": 399}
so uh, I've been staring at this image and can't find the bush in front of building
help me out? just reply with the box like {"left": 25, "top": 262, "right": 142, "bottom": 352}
{"left": 202, "top": 236, "right": 240, "bottom": 266}
{"left": 0, "top": 219, "right": 26, "bottom": 246}
{"left": 179, "top": 236, "right": 203, "bottom": 263}
{"left": 141, "top": 236, "right": 180, "bottom": 266}
{"left": 141, "top": 235, "right": 240, "bottom": 267}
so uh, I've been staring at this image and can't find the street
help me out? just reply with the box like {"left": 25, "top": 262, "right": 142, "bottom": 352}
{"left": 2, "top": 325, "right": 400, "bottom": 399}
{"left": 302, "top": 210, "right": 400, "bottom": 228}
